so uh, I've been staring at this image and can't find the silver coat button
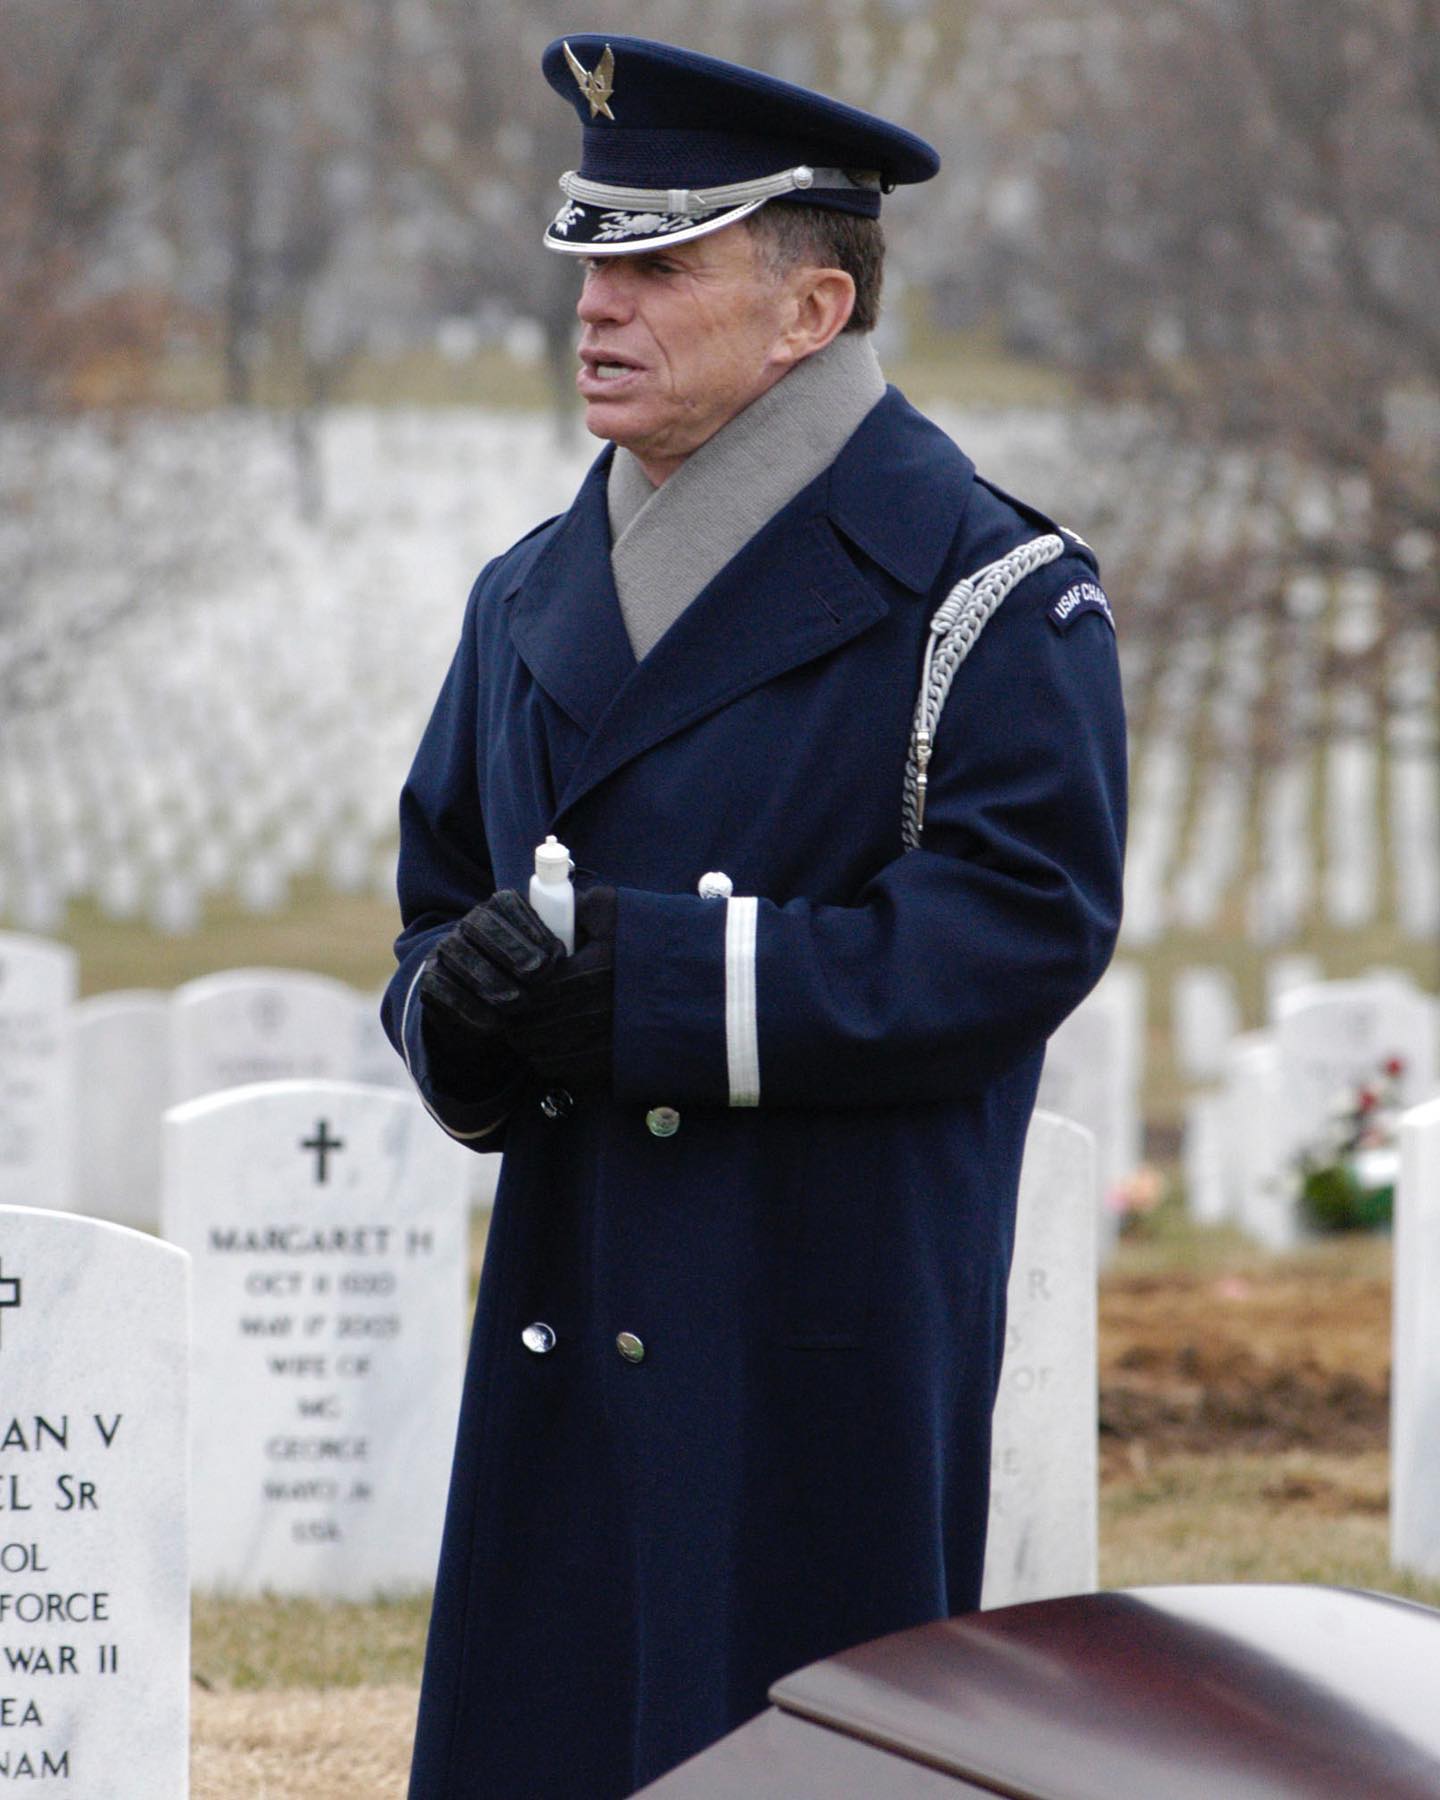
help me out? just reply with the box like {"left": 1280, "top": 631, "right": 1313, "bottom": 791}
{"left": 540, "top": 1089, "right": 574, "bottom": 1119}
{"left": 697, "top": 871, "right": 733, "bottom": 900}
{"left": 521, "top": 1322, "right": 556, "bottom": 1355}
{"left": 646, "top": 1106, "right": 680, "bottom": 1138}
{"left": 616, "top": 1331, "right": 645, "bottom": 1364}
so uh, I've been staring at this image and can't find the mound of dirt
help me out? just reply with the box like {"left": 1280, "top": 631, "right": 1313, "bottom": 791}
{"left": 1098, "top": 1265, "right": 1390, "bottom": 1470}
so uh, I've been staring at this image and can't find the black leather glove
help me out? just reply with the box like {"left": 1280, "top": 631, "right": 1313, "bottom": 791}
{"left": 503, "top": 886, "right": 617, "bottom": 1093}
{"left": 428, "top": 889, "right": 568, "bottom": 1017}
{"left": 417, "top": 979, "right": 525, "bottom": 1120}
{"left": 422, "top": 886, "right": 617, "bottom": 1095}
{"left": 416, "top": 888, "right": 565, "bottom": 1110}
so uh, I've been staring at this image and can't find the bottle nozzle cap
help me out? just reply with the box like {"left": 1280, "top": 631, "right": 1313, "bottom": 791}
{"left": 534, "top": 835, "right": 572, "bottom": 879}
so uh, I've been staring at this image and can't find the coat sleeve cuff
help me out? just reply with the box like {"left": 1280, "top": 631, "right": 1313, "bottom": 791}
{"left": 394, "top": 957, "right": 514, "bottom": 1144}
{"left": 612, "top": 887, "right": 735, "bottom": 1106}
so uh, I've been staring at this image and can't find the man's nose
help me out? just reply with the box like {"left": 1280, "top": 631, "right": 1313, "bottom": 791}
{"left": 577, "top": 262, "right": 633, "bottom": 323}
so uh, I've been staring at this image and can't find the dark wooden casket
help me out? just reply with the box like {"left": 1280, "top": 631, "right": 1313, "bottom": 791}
{"left": 635, "top": 1585, "right": 1440, "bottom": 1798}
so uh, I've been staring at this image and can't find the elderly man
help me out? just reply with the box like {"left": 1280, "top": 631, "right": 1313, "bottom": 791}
{"left": 383, "top": 33, "right": 1126, "bottom": 1800}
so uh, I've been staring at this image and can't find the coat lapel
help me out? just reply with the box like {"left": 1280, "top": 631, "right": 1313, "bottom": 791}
{"left": 553, "top": 501, "right": 889, "bottom": 820}
{"left": 505, "top": 390, "right": 978, "bottom": 824}
{"left": 504, "top": 452, "right": 636, "bottom": 737}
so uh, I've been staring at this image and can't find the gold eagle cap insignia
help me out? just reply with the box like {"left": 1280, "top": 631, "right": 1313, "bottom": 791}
{"left": 563, "top": 42, "right": 616, "bottom": 121}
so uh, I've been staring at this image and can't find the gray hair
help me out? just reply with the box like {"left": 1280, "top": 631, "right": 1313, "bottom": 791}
{"left": 744, "top": 204, "right": 886, "bottom": 334}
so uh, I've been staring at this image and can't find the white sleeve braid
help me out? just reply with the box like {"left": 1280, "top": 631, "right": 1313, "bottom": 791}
{"left": 902, "top": 535, "right": 1065, "bottom": 851}
{"left": 724, "top": 896, "right": 761, "bottom": 1106}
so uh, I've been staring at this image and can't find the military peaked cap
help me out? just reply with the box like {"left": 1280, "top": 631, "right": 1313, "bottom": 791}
{"left": 541, "top": 34, "right": 941, "bottom": 256}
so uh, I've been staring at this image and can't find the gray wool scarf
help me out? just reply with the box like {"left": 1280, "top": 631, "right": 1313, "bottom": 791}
{"left": 606, "top": 331, "right": 886, "bottom": 661}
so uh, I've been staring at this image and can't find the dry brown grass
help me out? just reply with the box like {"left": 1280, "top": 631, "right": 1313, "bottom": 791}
{"left": 191, "top": 1685, "right": 416, "bottom": 1798}
{"left": 1101, "top": 1449, "right": 1395, "bottom": 1587}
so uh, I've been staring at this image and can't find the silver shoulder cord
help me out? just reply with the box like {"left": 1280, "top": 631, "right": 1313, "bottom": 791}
{"left": 902, "top": 533, "right": 1066, "bottom": 851}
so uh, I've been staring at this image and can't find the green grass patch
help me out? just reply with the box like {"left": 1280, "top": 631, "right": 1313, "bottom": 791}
{"left": 1108, "top": 1205, "right": 1394, "bottom": 1280}
{"left": 1101, "top": 1448, "right": 1440, "bottom": 1604}
{"left": 192, "top": 1593, "right": 431, "bottom": 1691}
{"left": 48, "top": 879, "right": 399, "bottom": 999}
{"left": 131, "top": 328, "right": 1072, "bottom": 418}
{"left": 890, "top": 343, "right": 1074, "bottom": 410}
{"left": 133, "top": 345, "right": 563, "bottom": 414}
{"left": 1108, "top": 1203, "right": 1259, "bottom": 1278}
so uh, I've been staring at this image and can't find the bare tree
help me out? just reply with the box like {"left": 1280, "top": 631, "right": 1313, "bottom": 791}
{"left": 0, "top": 0, "right": 189, "bottom": 409}
{"left": 961, "top": 0, "right": 1439, "bottom": 651}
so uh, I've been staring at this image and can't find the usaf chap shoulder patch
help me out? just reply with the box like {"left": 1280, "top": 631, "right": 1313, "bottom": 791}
{"left": 1048, "top": 579, "right": 1115, "bottom": 635}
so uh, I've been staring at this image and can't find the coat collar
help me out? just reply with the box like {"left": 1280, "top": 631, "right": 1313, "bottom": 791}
{"left": 826, "top": 386, "right": 976, "bottom": 592}
{"left": 503, "top": 388, "right": 976, "bottom": 819}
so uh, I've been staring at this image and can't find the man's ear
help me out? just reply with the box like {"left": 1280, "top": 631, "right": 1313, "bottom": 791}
{"left": 773, "top": 266, "right": 857, "bottom": 367}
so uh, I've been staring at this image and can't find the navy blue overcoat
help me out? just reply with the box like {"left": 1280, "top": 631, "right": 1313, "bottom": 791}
{"left": 383, "top": 387, "right": 1127, "bottom": 1799}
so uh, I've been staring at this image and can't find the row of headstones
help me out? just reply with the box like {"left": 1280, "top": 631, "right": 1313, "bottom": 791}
{"left": 0, "top": 933, "right": 434, "bottom": 1218}
{"left": 1118, "top": 576, "right": 1438, "bottom": 950}
{"left": 19, "top": 408, "right": 1428, "bottom": 945}
{"left": 13, "top": 1061, "right": 1440, "bottom": 1791}
{"left": 1178, "top": 969, "right": 1440, "bottom": 1247}
{"left": 2, "top": 831, "right": 403, "bottom": 941}
{"left": 0, "top": 1076, "right": 469, "bottom": 1792}
{"left": 0, "top": 1096, "right": 1098, "bottom": 1794}
{"left": 0, "top": 925, "right": 1137, "bottom": 1247}
{"left": 1139, "top": 1018, "right": 1440, "bottom": 1599}
{"left": 0, "top": 929, "right": 1129, "bottom": 1625}
{"left": 3, "top": 407, "right": 594, "bottom": 940}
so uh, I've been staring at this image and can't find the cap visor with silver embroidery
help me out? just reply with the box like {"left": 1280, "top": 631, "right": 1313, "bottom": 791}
{"left": 544, "top": 196, "right": 765, "bottom": 255}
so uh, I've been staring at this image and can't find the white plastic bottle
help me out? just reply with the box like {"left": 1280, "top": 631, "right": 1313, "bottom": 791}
{"left": 530, "top": 835, "right": 575, "bottom": 953}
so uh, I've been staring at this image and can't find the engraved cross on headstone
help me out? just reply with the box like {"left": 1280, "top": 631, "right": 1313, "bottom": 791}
{"left": 0, "top": 1258, "right": 21, "bottom": 1348}
{"left": 301, "top": 1120, "right": 346, "bottom": 1184}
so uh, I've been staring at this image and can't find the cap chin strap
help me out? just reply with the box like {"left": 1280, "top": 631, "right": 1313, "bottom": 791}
{"left": 559, "top": 164, "right": 881, "bottom": 216}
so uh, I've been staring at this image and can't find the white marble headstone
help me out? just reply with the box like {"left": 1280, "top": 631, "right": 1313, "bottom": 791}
{"left": 1172, "top": 966, "right": 1241, "bottom": 1085}
{"left": 163, "top": 1080, "right": 469, "bottom": 1598}
{"left": 1276, "top": 979, "right": 1438, "bottom": 1178}
{"left": 1393, "top": 1097, "right": 1440, "bottom": 1578}
{"left": 170, "top": 969, "right": 363, "bottom": 1104}
{"left": 351, "top": 997, "right": 408, "bottom": 1093}
{"left": 1037, "top": 962, "right": 1144, "bottom": 1253}
{"left": 982, "top": 1110, "right": 1097, "bottom": 1609}
{"left": 1264, "top": 954, "right": 1322, "bottom": 1020}
{"left": 1221, "top": 1030, "right": 1292, "bottom": 1250}
{"left": 0, "top": 1206, "right": 189, "bottom": 1795}
{"left": 72, "top": 992, "right": 171, "bottom": 1229}
{"left": 466, "top": 1150, "right": 504, "bottom": 1214}
{"left": 0, "top": 934, "right": 77, "bottom": 1212}
{"left": 352, "top": 1000, "right": 498, "bottom": 1207}
{"left": 1183, "top": 1089, "right": 1230, "bottom": 1226}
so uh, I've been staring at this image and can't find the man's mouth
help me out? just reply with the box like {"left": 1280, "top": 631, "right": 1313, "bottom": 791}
{"left": 580, "top": 349, "right": 642, "bottom": 376}
{"left": 577, "top": 352, "right": 644, "bottom": 397}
